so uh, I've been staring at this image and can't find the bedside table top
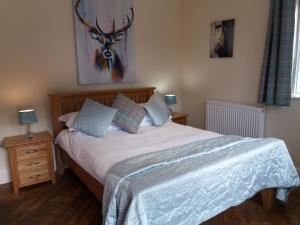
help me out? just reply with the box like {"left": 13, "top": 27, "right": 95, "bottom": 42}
{"left": 172, "top": 112, "right": 189, "bottom": 119}
{"left": 3, "top": 132, "right": 52, "bottom": 148}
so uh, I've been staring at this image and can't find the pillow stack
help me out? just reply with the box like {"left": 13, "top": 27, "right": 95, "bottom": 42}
{"left": 58, "top": 91, "right": 171, "bottom": 138}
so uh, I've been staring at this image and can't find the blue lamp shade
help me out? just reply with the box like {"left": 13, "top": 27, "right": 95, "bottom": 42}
{"left": 164, "top": 95, "right": 177, "bottom": 106}
{"left": 19, "top": 109, "right": 38, "bottom": 125}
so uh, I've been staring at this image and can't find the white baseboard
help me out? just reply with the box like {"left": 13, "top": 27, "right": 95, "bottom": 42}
{"left": 0, "top": 169, "right": 11, "bottom": 185}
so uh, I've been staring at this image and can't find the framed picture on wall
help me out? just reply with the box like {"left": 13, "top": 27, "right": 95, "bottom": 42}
{"left": 210, "top": 19, "right": 235, "bottom": 58}
{"left": 73, "top": 0, "right": 136, "bottom": 84}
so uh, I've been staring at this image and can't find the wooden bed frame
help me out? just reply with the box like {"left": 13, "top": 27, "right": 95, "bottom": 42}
{"left": 48, "top": 87, "right": 275, "bottom": 211}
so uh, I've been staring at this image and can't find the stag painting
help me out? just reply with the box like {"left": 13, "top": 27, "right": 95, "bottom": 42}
{"left": 210, "top": 19, "right": 235, "bottom": 58}
{"left": 73, "top": 0, "right": 135, "bottom": 84}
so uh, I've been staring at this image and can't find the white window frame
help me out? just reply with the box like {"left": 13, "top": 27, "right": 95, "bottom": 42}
{"left": 292, "top": 0, "right": 300, "bottom": 98}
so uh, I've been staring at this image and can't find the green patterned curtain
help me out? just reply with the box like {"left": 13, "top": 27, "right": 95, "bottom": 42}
{"left": 258, "top": 0, "right": 296, "bottom": 106}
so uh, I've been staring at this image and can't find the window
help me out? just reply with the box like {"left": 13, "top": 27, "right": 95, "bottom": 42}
{"left": 292, "top": 0, "right": 300, "bottom": 97}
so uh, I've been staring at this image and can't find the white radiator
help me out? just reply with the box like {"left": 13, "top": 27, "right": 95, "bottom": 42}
{"left": 206, "top": 100, "right": 265, "bottom": 138}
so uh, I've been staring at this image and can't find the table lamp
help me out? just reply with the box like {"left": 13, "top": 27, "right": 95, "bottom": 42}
{"left": 19, "top": 109, "right": 38, "bottom": 139}
{"left": 164, "top": 94, "right": 177, "bottom": 115}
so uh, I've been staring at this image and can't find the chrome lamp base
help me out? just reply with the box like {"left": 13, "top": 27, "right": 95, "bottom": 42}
{"left": 26, "top": 124, "right": 34, "bottom": 140}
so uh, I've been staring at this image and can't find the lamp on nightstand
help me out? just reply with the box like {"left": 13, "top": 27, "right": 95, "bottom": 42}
{"left": 164, "top": 94, "right": 177, "bottom": 116}
{"left": 19, "top": 109, "right": 38, "bottom": 139}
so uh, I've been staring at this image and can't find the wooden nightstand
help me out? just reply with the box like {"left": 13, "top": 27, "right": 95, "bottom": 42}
{"left": 3, "top": 132, "right": 56, "bottom": 194}
{"left": 171, "top": 112, "right": 189, "bottom": 125}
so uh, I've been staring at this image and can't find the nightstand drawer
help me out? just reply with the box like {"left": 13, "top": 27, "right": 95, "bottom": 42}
{"left": 19, "top": 166, "right": 50, "bottom": 186}
{"left": 15, "top": 144, "right": 47, "bottom": 161}
{"left": 17, "top": 157, "right": 48, "bottom": 171}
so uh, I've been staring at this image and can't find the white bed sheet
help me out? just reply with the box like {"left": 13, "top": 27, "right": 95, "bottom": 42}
{"left": 55, "top": 121, "right": 221, "bottom": 184}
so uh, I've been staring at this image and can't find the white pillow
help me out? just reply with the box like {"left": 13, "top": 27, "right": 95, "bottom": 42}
{"left": 58, "top": 111, "right": 154, "bottom": 132}
{"left": 140, "top": 114, "right": 153, "bottom": 127}
{"left": 109, "top": 123, "right": 124, "bottom": 132}
{"left": 58, "top": 112, "right": 121, "bottom": 132}
{"left": 58, "top": 112, "right": 78, "bottom": 130}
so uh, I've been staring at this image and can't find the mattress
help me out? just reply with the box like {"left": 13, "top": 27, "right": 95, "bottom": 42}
{"left": 55, "top": 121, "right": 221, "bottom": 184}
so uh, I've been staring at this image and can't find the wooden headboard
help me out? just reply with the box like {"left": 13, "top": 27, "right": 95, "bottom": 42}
{"left": 48, "top": 87, "right": 155, "bottom": 137}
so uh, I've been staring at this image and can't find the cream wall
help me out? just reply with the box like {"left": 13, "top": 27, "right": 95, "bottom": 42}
{"left": 0, "top": 0, "right": 183, "bottom": 183}
{"left": 1, "top": 0, "right": 299, "bottom": 185}
{"left": 181, "top": 0, "right": 300, "bottom": 167}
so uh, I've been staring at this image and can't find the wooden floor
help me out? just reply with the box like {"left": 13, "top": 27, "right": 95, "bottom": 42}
{"left": 0, "top": 170, "right": 299, "bottom": 225}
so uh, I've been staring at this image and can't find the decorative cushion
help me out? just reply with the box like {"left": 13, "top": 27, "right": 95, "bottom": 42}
{"left": 144, "top": 92, "right": 171, "bottom": 127}
{"left": 112, "top": 93, "right": 146, "bottom": 133}
{"left": 72, "top": 99, "right": 117, "bottom": 137}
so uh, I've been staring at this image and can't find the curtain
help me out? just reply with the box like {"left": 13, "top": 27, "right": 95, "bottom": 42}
{"left": 258, "top": 0, "right": 296, "bottom": 106}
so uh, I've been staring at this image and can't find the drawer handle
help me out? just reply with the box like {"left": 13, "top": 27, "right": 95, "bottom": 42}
{"left": 29, "top": 175, "right": 41, "bottom": 179}
{"left": 26, "top": 150, "right": 37, "bottom": 154}
{"left": 27, "top": 162, "right": 40, "bottom": 167}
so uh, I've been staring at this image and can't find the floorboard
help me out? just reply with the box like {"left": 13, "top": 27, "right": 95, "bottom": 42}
{"left": 0, "top": 170, "right": 299, "bottom": 225}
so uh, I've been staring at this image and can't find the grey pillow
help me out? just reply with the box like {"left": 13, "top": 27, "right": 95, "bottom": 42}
{"left": 144, "top": 92, "right": 171, "bottom": 127}
{"left": 112, "top": 93, "right": 146, "bottom": 133}
{"left": 72, "top": 98, "right": 117, "bottom": 137}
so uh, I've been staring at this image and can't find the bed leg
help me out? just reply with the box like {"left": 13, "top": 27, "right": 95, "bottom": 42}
{"left": 261, "top": 188, "right": 275, "bottom": 211}
{"left": 55, "top": 145, "right": 65, "bottom": 174}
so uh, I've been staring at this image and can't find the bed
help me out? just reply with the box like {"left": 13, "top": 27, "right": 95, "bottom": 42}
{"left": 49, "top": 87, "right": 299, "bottom": 225}
{"left": 49, "top": 88, "right": 156, "bottom": 199}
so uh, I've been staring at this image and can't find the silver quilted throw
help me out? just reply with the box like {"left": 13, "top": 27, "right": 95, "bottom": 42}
{"left": 103, "top": 136, "right": 300, "bottom": 225}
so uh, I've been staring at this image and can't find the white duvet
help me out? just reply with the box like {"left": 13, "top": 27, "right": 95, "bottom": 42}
{"left": 55, "top": 121, "right": 221, "bottom": 184}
